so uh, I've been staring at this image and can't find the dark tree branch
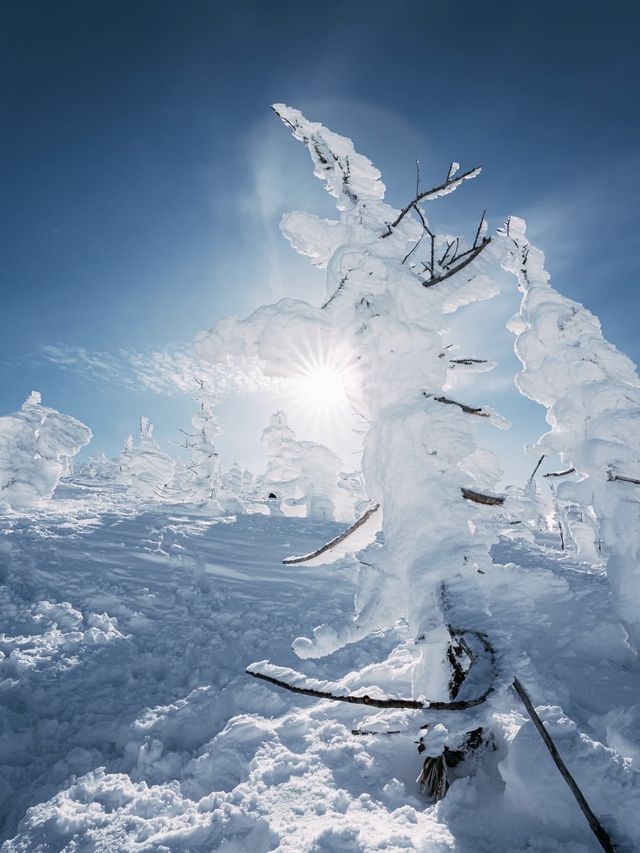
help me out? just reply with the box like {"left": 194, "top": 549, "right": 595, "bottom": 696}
{"left": 608, "top": 471, "right": 640, "bottom": 486}
{"left": 528, "top": 455, "right": 546, "bottom": 482}
{"left": 473, "top": 210, "right": 487, "bottom": 249}
{"left": 449, "top": 358, "right": 489, "bottom": 367}
{"left": 543, "top": 467, "right": 576, "bottom": 478}
{"left": 512, "top": 678, "right": 617, "bottom": 853}
{"left": 461, "top": 488, "right": 505, "bottom": 507}
{"left": 421, "top": 238, "right": 491, "bottom": 288}
{"left": 424, "top": 393, "right": 490, "bottom": 417}
{"left": 381, "top": 166, "right": 481, "bottom": 238}
{"left": 247, "top": 629, "right": 496, "bottom": 712}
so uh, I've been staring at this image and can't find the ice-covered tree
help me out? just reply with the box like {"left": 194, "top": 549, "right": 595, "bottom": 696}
{"left": 504, "top": 216, "right": 640, "bottom": 646}
{"left": 196, "top": 106, "right": 507, "bottom": 726}
{"left": 0, "top": 391, "right": 92, "bottom": 508}
{"left": 222, "top": 461, "right": 243, "bottom": 496}
{"left": 116, "top": 417, "right": 175, "bottom": 499}
{"left": 261, "top": 410, "right": 342, "bottom": 519}
{"left": 75, "top": 452, "right": 118, "bottom": 481}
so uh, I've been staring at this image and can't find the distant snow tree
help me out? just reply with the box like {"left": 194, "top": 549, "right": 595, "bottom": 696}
{"left": 222, "top": 462, "right": 243, "bottom": 496}
{"left": 116, "top": 417, "right": 175, "bottom": 499}
{"left": 0, "top": 391, "right": 92, "bottom": 508}
{"left": 75, "top": 452, "right": 118, "bottom": 481}
{"left": 241, "top": 468, "right": 255, "bottom": 497}
{"left": 504, "top": 216, "right": 640, "bottom": 645}
{"left": 162, "top": 380, "right": 223, "bottom": 505}
{"left": 261, "top": 410, "right": 341, "bottom": 519}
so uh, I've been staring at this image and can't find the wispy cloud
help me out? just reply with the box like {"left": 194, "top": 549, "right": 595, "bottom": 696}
{"left": 39, "top": 342, "right": 283, "bottom": 397}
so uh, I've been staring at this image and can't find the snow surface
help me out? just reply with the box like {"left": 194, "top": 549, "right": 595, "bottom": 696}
{"left": 1, "top": 482, "right": 639, "bottom": 851}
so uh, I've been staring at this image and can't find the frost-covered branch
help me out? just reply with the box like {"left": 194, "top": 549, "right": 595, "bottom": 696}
{"left": 247, "top": 638, "right": 496, "bottom": 710}
{"left": 380, "top": 165, "right": 482, "bottom": 238}
{"left": 282, "top": 503, "right": 380, "bottom": 564}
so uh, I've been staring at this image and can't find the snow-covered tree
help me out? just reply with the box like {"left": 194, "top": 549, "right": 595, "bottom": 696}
{"left": 222, "top": 461, "right": 243, "bottom": 496}
{"left": 0, "top": 391, "right": 92, "bottom": 508}
{"left": 504, "top": 216, "right": 640, "bottom": 645}
{"left": 116, "top": 417, "right": 175, "bottom": 499}
{"left": 261, "top": 410, "right": 342, "bottom": 519}
{"left": 74, "top": 452, "right": 118, "bottom": 481}
{"left": 196, "top": 106, "right": 508, "bottom": 738}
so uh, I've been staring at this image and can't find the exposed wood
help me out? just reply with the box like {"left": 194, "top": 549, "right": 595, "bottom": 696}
{"left": 380, "top": 165, "right": 481, "bottom": 238}
{"left": 512, "top": 678, "right": 617, "bottom": 853}
{"left": 282, "top": 503, "right": 381, "bottom": 565}
{"left": 424, "top": 393, "right": 489, "bottom": 417}
{"left": 461, "top": 488, "right": 505, "bottom": 506}
{"left": 543, "top": 467, "right": 576, "bottom": 478}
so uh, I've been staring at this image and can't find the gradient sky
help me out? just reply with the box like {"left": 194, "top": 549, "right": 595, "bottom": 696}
{"left": 2, "top": 1, "right": 639, "bottom": 482}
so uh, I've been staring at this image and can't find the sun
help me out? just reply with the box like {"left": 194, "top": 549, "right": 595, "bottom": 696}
{"left": 282, "top": 343, "right": 362, "bottom": 430}
{"left": 296, "top": 365, "right": 346, "bottom": 410}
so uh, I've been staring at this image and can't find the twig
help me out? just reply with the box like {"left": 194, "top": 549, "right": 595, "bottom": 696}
{"left": 381, "top": 166, "right": 481, "bottom": 238}
{"left": 449, "top": 358, "right": 489, "bottom": 366}
{"left": 424, "top": 393, "right": 490, "bottom": 417}
{"left": 528, "top": 455, "right": 546, "bottom": 482}
{"left": 512, "top": 678, "right": 617, "bottom": 853}
{"left": 421, "top": 238, "right": 491, "bottom": 288}
{"left": 473, "top": 210, "right": 487, "bottom": 249}
{"left": 282, "top": 503, "right": 380, "bottom": 564}
{"left": 543, "top": 467, "right": 575, "bottom": 478}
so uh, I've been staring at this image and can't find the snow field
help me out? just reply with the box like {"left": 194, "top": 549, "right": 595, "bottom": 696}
{"left": 0, "top": 484, "right": 639, "bottom": 851}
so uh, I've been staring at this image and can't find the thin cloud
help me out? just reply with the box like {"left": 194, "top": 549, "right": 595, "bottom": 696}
{"left": 39, "top": 343, "right": 283, "bottom": 397}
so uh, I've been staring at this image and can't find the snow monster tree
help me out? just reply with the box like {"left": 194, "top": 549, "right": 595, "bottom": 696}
{"left": 196, "top": 105, "right": 510, "bottom": 786}
{"left": 504, "top": 216, "right": 640, "bottom": 650}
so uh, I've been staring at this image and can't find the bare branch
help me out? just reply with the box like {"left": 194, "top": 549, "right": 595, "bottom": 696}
{"left": 528, "top": 455, "right": 546, "bottom": 481}
{"left": 380, "top": 165, "right": 482, "bottom": 238}
{"left": 424, "top": 393, "right": 490, "bottom": 417}
{"left": 543, "top": 467, "right": 576, "bottom": 478}
{"left": 473, "top": 210, "right": 487, "bottom": 249}
{"left": 512, "top": 678, "right": 616, "bottom": 853}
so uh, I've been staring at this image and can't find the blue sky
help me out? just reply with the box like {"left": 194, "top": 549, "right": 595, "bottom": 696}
{"left": 2, "top": 1, "right": 639, "bottom": 481}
